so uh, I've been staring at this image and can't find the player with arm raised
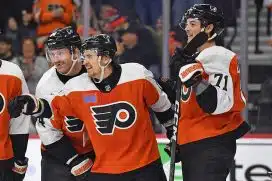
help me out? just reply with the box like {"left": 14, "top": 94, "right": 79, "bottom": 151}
{"left": 8, "top": 34, "right": 174, "bottom": 181}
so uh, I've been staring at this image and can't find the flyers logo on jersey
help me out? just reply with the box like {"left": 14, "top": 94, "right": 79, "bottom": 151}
{"left": 64, "top": 116, "right": 84, "bottom": 133}
{"left": 0, "top": 93, "right": 5, "bottom": 115}
{"left": 91, "top": 101, "right": 137, "bottom": 135}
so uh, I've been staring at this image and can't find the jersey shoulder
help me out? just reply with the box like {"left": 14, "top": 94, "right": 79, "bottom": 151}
{"left": 119, "top": 63, "right": 153, "bottom": 84}
{"left": 0, "top": 59, "right": 25, "bottom": 81}
{"left": 196, "top": 46, "right": 237, "bottom": 73}
{"left": 35, "top": 66, "right": 63, "bottom": 96}
{"left": 62, "top": 73, "right": 98, "bottom": 95}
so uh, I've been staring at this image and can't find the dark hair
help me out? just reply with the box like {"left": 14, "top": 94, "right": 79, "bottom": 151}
{"left": 0, "top": 35, "right": 12, "bottom": 45}
{"left": 21, "top": 36, "right": 39, "bottom": 55}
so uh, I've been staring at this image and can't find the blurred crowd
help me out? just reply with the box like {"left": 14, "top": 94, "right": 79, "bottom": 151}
{"left": 2, "top": 0, "right": 272, "bottom": 133}
{"left": 0, "top": 0, "right": 191, "bottom": 93}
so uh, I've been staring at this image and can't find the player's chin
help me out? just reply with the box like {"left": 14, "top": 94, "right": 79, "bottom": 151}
{"left": 56, "top": 67, "right": 69, "bottom": 74}
{"left": 87, "top": 71, "right": 95, "bottom": 78}
{"left": 187, "top": 36, "right": 194, "bottom": 43}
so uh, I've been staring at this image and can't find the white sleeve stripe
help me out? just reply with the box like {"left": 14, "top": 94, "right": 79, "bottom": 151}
{"left": 145, "top": 76, "right": 172, "bottom": 112}
{"left": 151, "top": 92, "right": 172, "bottom": 112}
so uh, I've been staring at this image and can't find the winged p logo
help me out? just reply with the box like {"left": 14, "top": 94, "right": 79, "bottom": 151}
{"left": 0, "top": 93, "right": 5, "bottom": 114}
{"left": 91, "top": 101, "right": 137, "bottom": 135}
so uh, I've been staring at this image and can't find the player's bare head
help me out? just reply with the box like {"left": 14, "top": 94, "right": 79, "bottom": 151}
{"left": 81, "top": 34, "right": 117, "bottom": 83}
{"left": 45, "top": 26, "right": 82, "bottom": 75}
{"left": 180, "top": 4, "right": 224, "bottom": 42}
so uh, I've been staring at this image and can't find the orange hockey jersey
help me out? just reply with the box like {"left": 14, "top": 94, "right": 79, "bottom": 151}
{"left": 177, "top": 46, "right": 247, "bottom": 145}
{"left": 35, "top": 67, "right": 93, "bottom": 154}
{"left": 33, "top": 0, "right": 75, "bottom": 36}
{"left": 47, "top": 63, "right": 172, "bottom": 174}
{"left": 0, "top": 60, "right": 30, "bottom": 161}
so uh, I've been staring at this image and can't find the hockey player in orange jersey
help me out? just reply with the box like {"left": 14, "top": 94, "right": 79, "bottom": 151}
{"left": 159, "top": 4, "right": 251, "bottom": 181}
{"left": 0, "top": 60, "right": 30, "bottom": 181}
{"left": 8, "top": 34, "right": 175, "bottom": 181}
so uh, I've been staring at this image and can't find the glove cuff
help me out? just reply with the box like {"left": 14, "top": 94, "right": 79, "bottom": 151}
{"left": 178, "top": 62, "right": 203, "bottom": 82}
{"left": 68, "top": 155, "right": 93, "bottom": 177}
{"left": 12, "top": 158, "right": 28, "bottom": 175}
{"left": 70, "top": 158, "right": 93, "bottom": 176}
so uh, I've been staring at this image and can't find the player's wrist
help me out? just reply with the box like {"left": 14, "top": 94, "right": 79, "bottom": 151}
{"left": 12, "top": 157, "right": 28, "bottom": 175}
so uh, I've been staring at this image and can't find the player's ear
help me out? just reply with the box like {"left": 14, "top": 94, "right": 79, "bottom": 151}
{"left": 205, "top": 24, "right": 214, "bottom": 34}
{"left": 101, "top": 56, "right": 111, "bottom": 66}
{"left": 72, "top": 48, "right": 81, "bottom": 61}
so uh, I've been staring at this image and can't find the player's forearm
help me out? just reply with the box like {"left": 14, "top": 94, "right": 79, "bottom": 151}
{"left": 154, "top": 107, "right": 174, "bottom": 125}
{"left": 194, "top": 81, "right": 217, "bottom": 114}
{"left": 10, "top": 134, "right": 29, "bottom": 160}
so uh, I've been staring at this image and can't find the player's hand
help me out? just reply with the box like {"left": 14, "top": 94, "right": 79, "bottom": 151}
{"left": 164, "top": 142, "right": 181, "bottom": 163}
{"left": 170, "top": 48, "right": 203, "bottom": 87}
{"left": 12, "top": 157, "right": 28, "bottom": 181}
{"left": 170, "top": 47, "right": 197, "bottom": 76}
{"left": 8, "top": 94, "right": 40, "bottom": 118}
{"left": 162, "top": 119, "right": 175, "bottom": 140}
{"left": 68, "top": 155, "right": 93, "bottom": 181}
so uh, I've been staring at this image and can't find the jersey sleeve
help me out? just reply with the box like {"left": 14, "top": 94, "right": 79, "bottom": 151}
{"left": 9, "top": 66, "right": 31, "bottom": 135}
{"left": 35, "top": 118, "right": 64, "bottom": 145}
{"left": 197, "top": 51, "right": 245, "bottom": 115}
{"left": 49, "top": 93, "right": 77, "bottom": 125}
{"left": 142, "top": 67, "right": 173, "bottom": 124}
{"left": 143, "top": 68, "right": 171, "bottom": 112}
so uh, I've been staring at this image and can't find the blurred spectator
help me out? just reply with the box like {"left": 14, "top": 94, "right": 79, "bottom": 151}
{"left": 168, "top": 26, "right": 187, "bottom": 56}
{"left": 0, "top": 35, "right": 17, "bottom": 63}
{"left": 33, "top": 0, "right": 76, "bottom": 48}
{"left": 0, "top": 0, "right": 34, "bottom": 30}
{"left": 5, "top": 17, "right": 21, "bottom": 55}
{"left": 171, "top": 0, "right": 203, "bottom": 25}
{"left": 135, "top": 0, "right": 162, "bottom": 28}
{"left": 19, "top": 10, "right": 37, "bottom": 39}
{"left": 13, "top": 37, "right": 48, "bottom": 94}
{"left": 118, "top": 22, "right": 162, "bottom": 78}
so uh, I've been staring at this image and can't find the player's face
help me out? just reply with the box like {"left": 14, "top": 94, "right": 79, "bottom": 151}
{"left": 47, "top": 48, "right": 73, "bottom": 74}
{"left": 185, "top": 18, "right": 202, "bottom": 43}
{"left": 82, "top": 49, "right": 102, "bottom": 79}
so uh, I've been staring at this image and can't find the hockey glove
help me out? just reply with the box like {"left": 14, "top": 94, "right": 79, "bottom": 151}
{"left": 12, "top": 157, "right": 28, "bottom": 181}
{"left": 164, "top": 142, "right": 181, "bottom": 163}
{"left": 170, "top": 47, "right": 203, "bottom": 88}
{"left": 8, "top": 95, "right": 41, "bottom": 118}
{"left": 68, "top": 155, "right": 93, "bottom": 181}
{"left": 162, "top": 119, "right": 175, "bottom": 140}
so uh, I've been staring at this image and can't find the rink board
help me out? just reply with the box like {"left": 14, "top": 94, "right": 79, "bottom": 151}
{"left": 24, "top": 135, "right": 272, "bottom": 181}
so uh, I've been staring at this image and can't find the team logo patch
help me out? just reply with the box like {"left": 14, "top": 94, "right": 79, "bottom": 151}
{"left": 64, "top": 116, "right": 84, "bottom": 133}
{"left": 91, "top": 101, "right": 137, "bottom": 135}
{"left": 0, "top": 93, "right": 5, "bottom": 115}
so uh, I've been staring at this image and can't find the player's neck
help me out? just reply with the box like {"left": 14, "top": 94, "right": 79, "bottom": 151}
{"left": 67, "top": 63, "right": 83, "bottom": 76}
{"left": 199, "top": 41, "right": 215, "bottom": 51}
{"left": 103, "top": 65, "right": 113, "bottom": 79}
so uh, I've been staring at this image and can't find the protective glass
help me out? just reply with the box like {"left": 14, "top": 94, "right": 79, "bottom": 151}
{"left": 81, "top": 48, "right": 100, "bottom": 61}
{"left": 46, "top": 47, "right": 70, "bottom": 63}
